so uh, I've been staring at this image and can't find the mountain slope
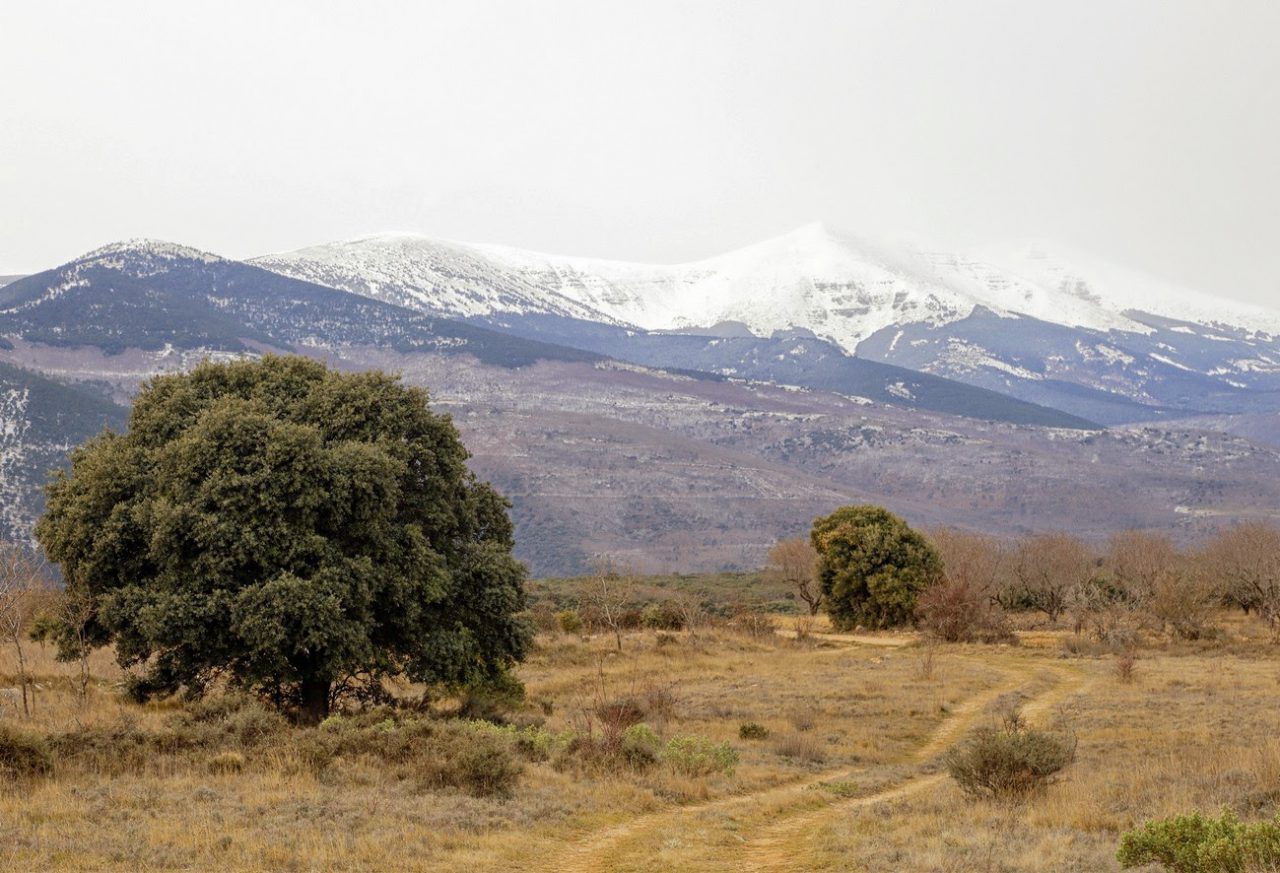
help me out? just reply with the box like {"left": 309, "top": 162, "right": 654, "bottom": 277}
{"left": 0, "top": 240, "right": 605, "bottom": 367}
{"left": 475, "top": 314, "right": 1098, "bottom": 428}
{"left": 0, "top": 240, "right": 1089, "bottom": 429}
{"left": 0, "top": 360, "right": 127, "bottom": 542}
{"left": 256, "top": 224, "right": 1280, "bottom": 422}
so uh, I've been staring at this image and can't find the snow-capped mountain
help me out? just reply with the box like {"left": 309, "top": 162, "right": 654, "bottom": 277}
{"left": 964, "top": 239, "right": 1280, "bottom": 337}
{"left": 257, "top": 223, "right": 980, "bottom": 348}
{"left": 255, "top": 224, "right": 1280, "bottom": 422}
{"left": 257, "top": 222, "right": 1280, "bottom": 343}
{"left": 0, "top": 238, "right": 606, "bottom": 365}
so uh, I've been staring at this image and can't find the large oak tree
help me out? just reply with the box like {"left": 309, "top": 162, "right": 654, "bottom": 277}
{"left": 36, "top": 355, "right": 530, "bottom": 720}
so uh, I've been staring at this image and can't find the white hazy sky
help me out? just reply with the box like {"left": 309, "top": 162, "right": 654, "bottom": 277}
{"left": 2, "top": 1, "right": 1277, "bottom": 307}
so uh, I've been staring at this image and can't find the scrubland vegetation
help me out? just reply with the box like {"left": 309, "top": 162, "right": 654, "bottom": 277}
{"left": 4, "top": 541, "right": 1280, "bottom": 872}
{"left": 4, "top": 357, "right": 1279, "bottom": 871}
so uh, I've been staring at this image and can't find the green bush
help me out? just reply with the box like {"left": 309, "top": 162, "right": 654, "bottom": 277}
{"left": 944, "top": 712, "right": 1076, "bottom": 802}
{"left": 415, "top": 723, "right": 522, "bottom": 798}
{"left": 509, "top": 724, "right": 575, "bottom": 763}
{"left": 1117, "top": 809, "right": 1280, "bottom": 873}
{"left": 457, "top": 672, "right": 527, "bottom": 723}
{"left": 738, "top": 722, "right": 770, "bottom": 740}
{"left": 294, "top": 716, "right": 523, "bottom": 797}
{"left": 811, "top": 505, "right": 943, "bottom": 630}
{"left": 0, "top": 724, "right": 54, "bottom": 781}
{"left": 620, "top": 723, "right": 662, "bottom": 766}
{"left": 556, "top": 609, "right": 583, "bottom": 634}
{"left": 641, "top": 602, "right": 686, "bottom": 631}
{"left": 179, "top": 693, "right": 288, "bottom": 746}
{"left": 662, "top": 735, "right": 738, "bottom": 777}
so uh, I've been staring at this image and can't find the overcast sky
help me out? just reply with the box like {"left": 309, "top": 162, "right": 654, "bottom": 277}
{"left": 2, "top": 1, "right": 1276, "bottom": 307}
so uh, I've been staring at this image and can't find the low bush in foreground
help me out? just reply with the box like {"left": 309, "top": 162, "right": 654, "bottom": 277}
{"left": 944, "top": 710, "right": 1075, "bottom": 802}
{"left": 1118, "top": 809, "right": 1280, "bottom": 873}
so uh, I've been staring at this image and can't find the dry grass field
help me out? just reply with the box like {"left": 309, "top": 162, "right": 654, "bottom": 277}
{"left": 2, "top": 611, "right": 1278, "bottom": 873}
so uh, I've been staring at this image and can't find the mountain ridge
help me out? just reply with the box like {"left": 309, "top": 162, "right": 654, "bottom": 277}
{"left": 255, "top": 223, "right": 1280, "bottom": 341}
{"left": 253, "top": 224, "right": 1280, "bottom": 423}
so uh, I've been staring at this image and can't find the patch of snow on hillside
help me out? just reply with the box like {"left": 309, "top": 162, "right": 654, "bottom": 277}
{"left": 940, "top": 339, "right": 1045, "bottom": 380}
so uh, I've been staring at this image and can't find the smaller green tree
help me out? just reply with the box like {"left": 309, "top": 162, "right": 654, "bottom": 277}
{"left": 810, "top": 505, "right": 941, "bottom": 630}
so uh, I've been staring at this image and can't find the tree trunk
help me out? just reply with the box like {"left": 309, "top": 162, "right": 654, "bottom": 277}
{"left": 17, "top": 646, "right": 29, "bottom": 717}
{"left": 300, "top": 676, "right": 331, "bottom": 724}
{"left": 78, "top": 647, "right": 90, "bottom": 704}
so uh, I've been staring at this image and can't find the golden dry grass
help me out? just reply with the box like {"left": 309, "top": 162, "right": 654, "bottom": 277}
{"left": 1, "top": 613, "right": 1278, "bottom": 872}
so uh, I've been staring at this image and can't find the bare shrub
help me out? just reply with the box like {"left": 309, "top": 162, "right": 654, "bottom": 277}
{"left": 1014, "top": 534, "right": 1096, "bottom": 626}
{"left": 568, "top": 661, "right": 678, "bottom": 765}
{"left": 765, "top": 537, "right": 822, "bottom": 615}
{"left": 1108, "top": 530, "right": 1179, "bottom": 603}
{"left": 1066, "top": 576, "right": 1136, "bottom": 645}
{"left": 639, "top": 681, "right": 679, "bottom": 723}
{"left": 670, "top": 593, "right": 708, "bottom": 639}
{"left": 731, "top": 604, "right": 775, "bottom": 640}
{"left": 791, "top": 613, "right": 816, "bottom": 645}
{"left": 1148, "top": 556, "right": 1220, "bottom": 640}
{"left": 528, "top": 603, "right": 560, "bottom": 634}
{"left": 1203, "top": 522, "right": 1280, "bottom": 635}
{"left": 919, "top": 530, "right": 1016, "bottom": 642}
{"left": 917, "top": 581, "right": 1015, "bottom": 644}
{"left": 584, "top": 558, "right": 637, "bottom": 650}
{"left": 52, "top": 585, "right": 95, "bottom": 704}
{"left": 944, "top": 709, "right": 1076, "bottom": 802}
{"left": 789, "top": 703, "right": 818, "bottom": 732}
{"left": 0, "top": 545, "right": 49, "bottom": 717}
{"left": 772, "top": 730, "right": 827, "bottom": 763}
{"left": 916, "top": 641, "right": 938, "bottom": 680}
{"left": 1113, "top": 651, "right": 1136, "bottom": 683}
{"left": 1103, "top": 530, "right": 1216, "bottom": 641}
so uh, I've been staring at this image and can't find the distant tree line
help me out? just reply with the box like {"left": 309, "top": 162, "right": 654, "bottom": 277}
{"left": 764, "top": 507, "right": 1280, "bottom": 644}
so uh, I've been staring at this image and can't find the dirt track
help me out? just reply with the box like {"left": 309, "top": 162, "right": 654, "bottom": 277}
{"left": 554, "top": 632, "right": 1089, "bottom": 873}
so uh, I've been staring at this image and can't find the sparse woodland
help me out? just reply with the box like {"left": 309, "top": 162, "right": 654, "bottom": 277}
{"left": 3, "top": 359, "right": 1280, "bottom": 872}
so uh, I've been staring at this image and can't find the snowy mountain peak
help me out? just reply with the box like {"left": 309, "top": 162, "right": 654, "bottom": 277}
{"left": 254, "top": 226, "right": 1280, "bottom": 352}
{"left": 970, "top": 239, "right": 1280, "bottom": 337}
{"left": 78, "top": 238, "right": 224, "bottom": 266}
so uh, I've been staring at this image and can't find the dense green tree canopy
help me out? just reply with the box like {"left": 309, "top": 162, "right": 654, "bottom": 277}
{"left": 811, "top": 505, "right": 942, "bottom": 630}
{"left": 36, "top": 355, "right": 529, "bottom": 719}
